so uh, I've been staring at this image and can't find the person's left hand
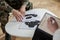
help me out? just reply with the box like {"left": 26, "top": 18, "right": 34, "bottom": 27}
{"left": 47, "top": 17, "right": 59, "bottom": 33}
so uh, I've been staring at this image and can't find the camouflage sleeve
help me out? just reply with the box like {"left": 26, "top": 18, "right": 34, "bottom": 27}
{"left": 0, "top": 0, "right": 13, "bottom": 13}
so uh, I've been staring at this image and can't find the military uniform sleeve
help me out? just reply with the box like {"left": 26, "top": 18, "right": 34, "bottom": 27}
{"left": 0, "top": 0, "right": 13, "bottom": 13}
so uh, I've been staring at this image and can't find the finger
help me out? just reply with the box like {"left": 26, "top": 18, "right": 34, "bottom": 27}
{"left": 17, "top": 12, "right": 24, "bottom": 19}
{"left": 50, "top": 17, "right": 56, "bottom": 22}
{"left": 17, "top": 14, "right": 23, "bottom": 21}
{"left": 50, "top": 17, "right": 57, "bottom": 24}
{"left": 14, "top": 15, "right": 19, "bottom": 22}
{"left": 47, "top": 17, "right": 52, "bottom": 24}
{"left": 18, "top": 14, "right": 23, "bottom": 19}
{"left": 18, "top": 16, "right": 22, "bottom": 22}
{"left": 16, "top": 15, "right": 22, "bottom": 22}
{"left": 14, "top": 12, "right": 23, "bottom": 21}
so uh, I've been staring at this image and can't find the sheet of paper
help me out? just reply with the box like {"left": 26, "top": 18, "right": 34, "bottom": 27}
{"left": 39, "top": 13, "right": 60, "bottom": 35}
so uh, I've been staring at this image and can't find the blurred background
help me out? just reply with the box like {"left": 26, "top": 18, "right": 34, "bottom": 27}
{"left": 0, "top": 0, "right": 60, "bottom": 40}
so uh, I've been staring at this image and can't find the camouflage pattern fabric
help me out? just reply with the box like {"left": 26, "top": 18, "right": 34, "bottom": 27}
{"left": 0, "top": 0, "right": 33, "bottom": 40}
{"left": 0, "top": 0, "right": 13, "bottom": 33}
{"left": 26, "top": 2, "right": 33, "bottom": 11}
{"left": 0, "top": 0, "right": 13, "bottom": 40}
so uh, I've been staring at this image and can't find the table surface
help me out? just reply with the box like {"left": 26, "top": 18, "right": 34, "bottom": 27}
{"left": 5, "top": 9, "right": 57, "bottom": 38}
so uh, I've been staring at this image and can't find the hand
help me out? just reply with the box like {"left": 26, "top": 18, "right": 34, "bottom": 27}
{"left": 12, "top": 9, "right": 24, "bottom": 22}
{"left": 47, "top": 17, "right": 59, "bottom": 33}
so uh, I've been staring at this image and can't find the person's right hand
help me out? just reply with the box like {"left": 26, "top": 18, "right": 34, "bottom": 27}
{"left": 12, "top": 9, "right": 24, "bottom": 22}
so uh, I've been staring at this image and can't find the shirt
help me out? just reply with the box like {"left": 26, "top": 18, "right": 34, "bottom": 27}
{"left": 0, "top": 0, "right": 13, "bottom": 14}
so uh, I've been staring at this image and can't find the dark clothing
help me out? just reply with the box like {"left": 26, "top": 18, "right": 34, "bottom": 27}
{"left": 32, "top": 28, "right": 53, "bottom": 40}
{"left": 0, "top": 0, "right": 12, "bottom": 35}
{"left": 5, "top": 0, "right": 29, "bottom": 10}
{"left": 0, "top": 11, "right": 10, "bottom": 40}
{"left": 5, "top": 33, "right": 11, "bottom": 40}
{"left": 26, "top": 2, "right": 33, "bottom": 11}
